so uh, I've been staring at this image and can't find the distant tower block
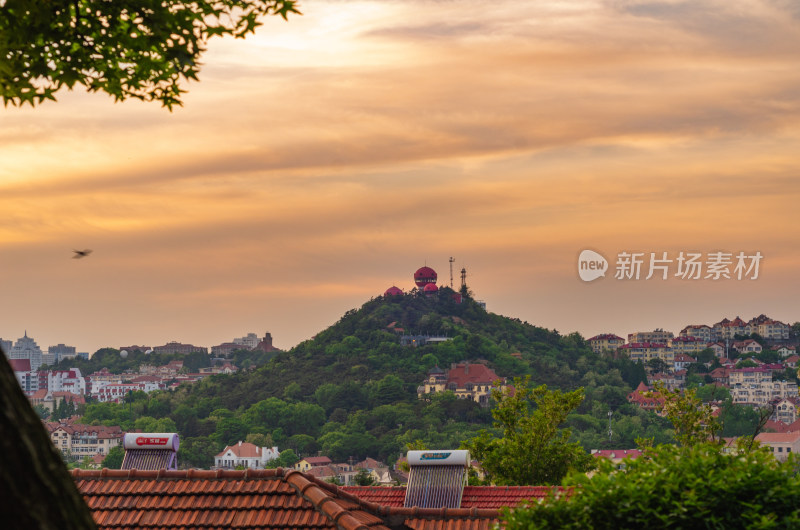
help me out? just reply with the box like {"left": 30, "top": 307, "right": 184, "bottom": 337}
{"left": 414, "top": 266, "right": 437, "bottom": 288}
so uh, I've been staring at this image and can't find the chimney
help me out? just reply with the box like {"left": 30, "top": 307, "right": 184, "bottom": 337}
{"left": 239, "top": 441, "right": 242, "bottom": 446}
{"left": 464, "top": 362, "right": 469, "bottom": 375}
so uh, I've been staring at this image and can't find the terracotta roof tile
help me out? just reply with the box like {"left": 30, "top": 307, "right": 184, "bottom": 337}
{"left": 71, "top": 468, "right": 532, "bottom": 529}
{"left": 342, "top": 485, "right": 566, "bottom": 509}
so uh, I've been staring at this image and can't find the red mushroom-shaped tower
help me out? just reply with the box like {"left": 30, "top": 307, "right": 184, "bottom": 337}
{"left": 414, "top": 266, "right": 437, "bottom": 288}
{"left": 384, "top": 286, "right": 403, "bottom": 297}
{"left": 423, "top": 283, "right": 439, "bottom": 295}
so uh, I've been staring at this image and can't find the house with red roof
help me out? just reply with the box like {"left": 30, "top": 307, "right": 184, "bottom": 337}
{"left": 214, "top": 441, "right": 280, "bottom": 469}
{"left": 755, "top": 432, "right": 800, "bottom": 462}
{"left": 295, "top": 456, "right": 334, "bottom": 472}
{"left": 45, "top": 422, "right": 125, "bottom": 462}
{"left": 679, "top": 324, "right": 713, "bottom": 343}
{"left": 784, "top": 354, "right": 800, "bottom": 368}
{"left": 590, "top": 449, "right": 643, "bottom": 471}
{"left": 671, "top": 336, "right": 707, "bottom": 356}
{"left": 587, "top": 334, "right": 625, "bottom": 354}
{"left": 732, "top": 339, "right": 762, "bottom": 355}
{"left": 417, "top": 362, "right": 506, "bottom": 407}
{"left": 771, "top": 397, "right": 800, "bottom": 425}
{"left": 627, "top": 382, "right": 665, "bottom": 413}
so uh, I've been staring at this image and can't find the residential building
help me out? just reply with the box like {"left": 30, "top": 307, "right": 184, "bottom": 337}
{"left": 92, "top": 383, "right": 144, "bottom": 402}
{"left": 755, "top": 432, "right": 800, "bottom": 462}
{"left": 587, "top": 334, "right": 625, "bottom": 354}
{"left": 713, "top": 317, "right": 748, "bottom": 340}
{"left": 627, "top": 382, "right": 665, "bottom": 413}
{"left": 672, "top": 353, "right": 697, "bottom": 372}
{"left": 45, "top": 421, "right": 124, "bottom": 461}
{"left": 729, "top": 368, "right": 772, "bottom": 386}
{"left": 777, "top": 346, "right": 797, "bottom": 358}
{"left": 680, "top": 325, "right": 713, "bottom": 344}
{"left": 417, "top": 362, "right": 505, "bottom": 406}
{"left": 214, "top": 441, "right": 279, "bottom": 469}
{"left": 620, "top": 342, "right": 673, "bottom": 367}
{"left": 708, "top": 342, "right": 727, "bottom": 358}
{"left": 590, "top": 449, "right": 643, "bottom": 471}
{"left": 771, "top": 398, "right": 799, "bottom": 425}
{"left": 295, "top": 456, "right": 333, "bottom": 472}
{"left": 9, "top": 358, "right": 38, "bottom": 394}
{"left": 784, "top": 355, "right": 800, "bottom": 368}
{"left": 748, "top": 315, "right": 791, "bottom": 340}
{"left": 670, "top": 336, "right": 707, "bottom": 355}
{"left": 732, "top": 339, "right": 762, "bottom": 355}
{"left": 628, "top": 329, "right": 674, "bottom": 344}
{"left": 730, "top": 379, "right": 798, "bottom": 406}
{"left": 46, "top": 368, "right": 86, "bottom": 395}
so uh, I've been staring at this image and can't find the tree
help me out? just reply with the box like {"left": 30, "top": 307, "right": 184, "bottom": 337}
{"left": 504, "top": 443, "right": 800, "bottom": 529}
{"left": 461, "top": 376, "right": 593, "bottom": 485}
{"left": 645, "top": 357, "right": 668, "bottom": 374}
{"left": 353, "top": 468, "right": 376, "bottom": 486}
{"left": 0, "top": 0, "right": 300, "bottom": 108}
{"left": 102, "top": 445, "right": 125, "bottom": 469}
{"left": 33, "top": 403, "right": 50, "bottom": 420}
{"left": 648, "top": 382, "right": 720, "bottom": 446}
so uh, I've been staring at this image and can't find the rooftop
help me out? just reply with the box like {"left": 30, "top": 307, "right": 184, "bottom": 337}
{"left": 71, "top": 468, "right": 506, "bottom": 530}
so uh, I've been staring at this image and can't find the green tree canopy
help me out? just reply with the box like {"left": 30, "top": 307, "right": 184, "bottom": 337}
{"left": 504, "top": 443, "right": 800, "bottom": 529}
{"left": 0, "top": 0, "right": 300, "bottom": 108}
{"left": 462, "top": 376, "right": 592, "bottom": 485}
{"left": 102, "top": 445, "right": 125, "bottom": 469}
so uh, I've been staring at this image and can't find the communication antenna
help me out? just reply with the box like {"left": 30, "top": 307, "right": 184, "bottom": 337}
{"left": 449, "top": 257, "right": 455, "bottom": 288}
{"left": 460, "top": 267, "right": 467, "bottom": 290}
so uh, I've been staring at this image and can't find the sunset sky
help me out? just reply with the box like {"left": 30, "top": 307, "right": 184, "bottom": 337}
{"left": 2, "top": 0, "right": 799, "bottom": 354}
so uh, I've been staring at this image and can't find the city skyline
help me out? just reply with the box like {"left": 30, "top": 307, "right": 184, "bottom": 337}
{"left": 2, "top": 0, "right": 799, "bottom": 354}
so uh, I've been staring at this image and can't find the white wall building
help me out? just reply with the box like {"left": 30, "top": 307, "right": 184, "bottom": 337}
{"left": 214, "top": 442, "right": 280, "bottom": 469}
{"left": 233, "top": 333, "right": 260, "bottom": 350}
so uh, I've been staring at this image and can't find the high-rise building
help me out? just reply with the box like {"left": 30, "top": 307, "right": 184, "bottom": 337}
{"left": 8, "top": 332, "right": 45, "bottom": 371}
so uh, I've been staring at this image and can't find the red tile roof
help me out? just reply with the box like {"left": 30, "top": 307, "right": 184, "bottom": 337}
{"left": 341, "top": 485, "right": 566, "bottom": 509}
{"left": 216, "top": 441, "right": 267, "bottom": 459}
{"left": 72, "top": 468, "right": 505, "bottom": 530}
{"left": 447, "top": 363, "right": 501, "bottom": 386}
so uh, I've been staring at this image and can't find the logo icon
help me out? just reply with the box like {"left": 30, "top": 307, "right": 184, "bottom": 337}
{"left": 578, "top": 250, "right": 608, "bottom": 282}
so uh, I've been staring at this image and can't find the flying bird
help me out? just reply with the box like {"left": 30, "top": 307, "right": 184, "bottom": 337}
{"left": 72, "top": 249, "right": 93, "bottom": 259}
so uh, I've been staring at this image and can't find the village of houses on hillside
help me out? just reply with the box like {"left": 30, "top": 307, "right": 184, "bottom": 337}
{"left": 4, "top": 314, "right": 800, "bottom": 476}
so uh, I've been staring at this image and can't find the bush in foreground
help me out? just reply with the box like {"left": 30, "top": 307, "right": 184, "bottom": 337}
{"left": 504, "top": 443, "right": 800, "bottom": 529}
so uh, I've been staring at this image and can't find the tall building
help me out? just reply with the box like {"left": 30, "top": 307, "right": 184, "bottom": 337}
{"left": 8, "top": 332, "right": 45, "bottom": 371}
{"left": 49, "top": 344, "right": 78, "bottom": 363}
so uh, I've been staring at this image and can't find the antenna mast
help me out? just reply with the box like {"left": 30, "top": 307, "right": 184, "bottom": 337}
{"left": 449, "top": 257, "right": 455, "bottom": 288}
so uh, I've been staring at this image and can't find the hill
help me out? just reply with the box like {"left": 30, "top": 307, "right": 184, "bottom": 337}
{"left": 79, "top": 288, "right": 665, "bottom": 467}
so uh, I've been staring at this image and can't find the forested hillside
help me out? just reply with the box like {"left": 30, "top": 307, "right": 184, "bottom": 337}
{"left": 76, "top": 288, "right": 683, "bottom": 468}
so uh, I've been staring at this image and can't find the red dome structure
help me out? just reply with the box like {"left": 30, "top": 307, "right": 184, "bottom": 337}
{"left": 423, "top": 283, "right": 439, "bottom": 294}
{"left": 384, "top": 286, "right": 403, "bottom": 297}
{"left": 414, "top": 266, "right": 437, "bottom": 288}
